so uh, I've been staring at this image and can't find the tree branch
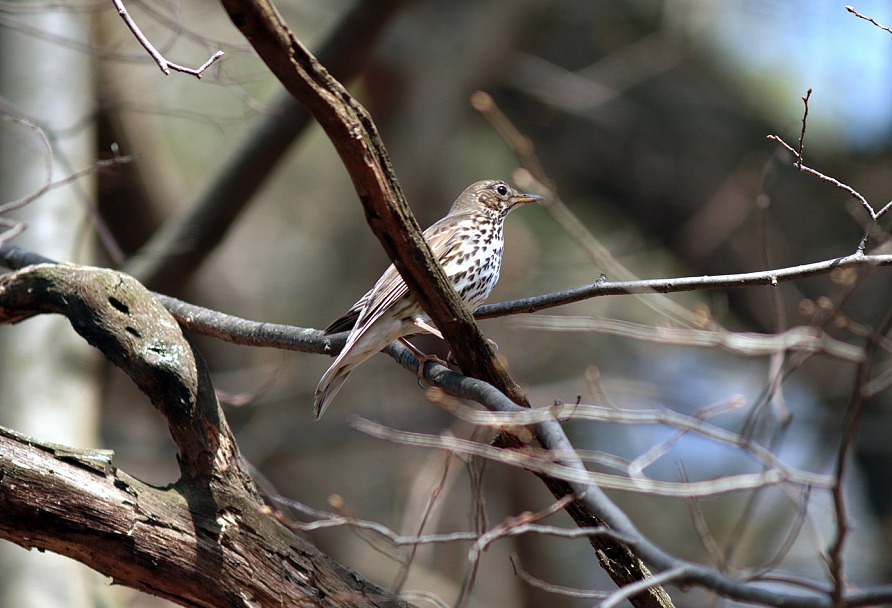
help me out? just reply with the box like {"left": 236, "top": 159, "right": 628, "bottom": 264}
{"left": 123, "top": 0, "right": 408, "bottom": 292}
{"left": 216, "top": 0, "right": 524, "bottom": 404}
{"left": 215, "top": 3, "right": 675, "bottom": 604}
{"left": 0, "top": 262, "right": 413, "bottom": 607}
{"left": 5, "top": 246, "right": 891, "bottom": 606}
{"left": 113, "top": 0, "right": 223, "bottom": 78}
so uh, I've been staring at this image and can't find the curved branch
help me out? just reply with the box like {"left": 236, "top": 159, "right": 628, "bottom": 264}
{"left": 0, "top": 263, "right": 236, "bottom": 483}
{"left": 0, "top": 263, "right": 413, "bottom": 607}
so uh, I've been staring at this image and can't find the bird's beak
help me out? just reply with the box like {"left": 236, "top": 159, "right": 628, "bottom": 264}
{"left": 512, "top": 193, "right": 542, "bottom": 207}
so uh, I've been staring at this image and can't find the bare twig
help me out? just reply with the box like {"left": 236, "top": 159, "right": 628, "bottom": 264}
{"left": 512, "top": 315, "right": 864, "bottom": 362}
{"left": 796, "top": 88, "right": 812, "bottom": 168}
{"left": 274, "top": 491, "right": 628, "bottom": 548}
{"left": 681, "top": 465, "right": 726, "bottom": 572}
{"left": 767, "top": 92, "right": 892, "bottom": 255}
{"left": 112, "top": 0, "right": 222, "bottom": 78}
{"left": 352, "top": 418, "right": 796, "bottom": 497}
{"left": 456, "top": 495, "right": 574, "bottom": 608}
{"left": 600, "top": 568, "right": 688, "bottom": 608}
{"left": 767, "top": 134, "right": 874, "bottom": 222}
{"left": 846, "top": 5, "right": 892, "bottom": 35}
{"left": 510, "top": 554, "right": 611, "bottom": 599}
{"left": 0, "top": 117, "right": 136, "bottom": 245}
{"left": 745, "top": 487, "right": 812, "bottom": 581}
{"left": 476, "top": 251, "right": 892, "bottom": 319}
{"left": 471, "top": 90, "right": 700, "bottom": 329}
{"left": 0, "top": 115, "right": 53, "bottom": 215}
{"left": 827, "top": 304, "right": 892, "bottom": 604}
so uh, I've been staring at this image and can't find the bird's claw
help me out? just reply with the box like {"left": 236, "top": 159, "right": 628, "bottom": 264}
{"left": 415, "top": 353, "right": 450, "bottom": 387}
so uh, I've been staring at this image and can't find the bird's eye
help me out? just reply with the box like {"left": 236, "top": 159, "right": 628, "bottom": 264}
{"left": 496, "top": 184, "right": 508, "bottom": 196}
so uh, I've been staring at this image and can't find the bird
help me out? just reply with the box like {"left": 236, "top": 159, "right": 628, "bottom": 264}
{"left": 314, "top": 179, "right": 540, "bottom": 419}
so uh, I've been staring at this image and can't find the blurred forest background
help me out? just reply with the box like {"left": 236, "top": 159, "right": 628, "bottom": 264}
{"left": 3, "top": 0, "right": 892, "bottom": 606}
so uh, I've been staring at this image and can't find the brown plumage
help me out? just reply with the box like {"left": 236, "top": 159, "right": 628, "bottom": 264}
{"left": 314, "top": 179, "right": 539, "bottom": 418}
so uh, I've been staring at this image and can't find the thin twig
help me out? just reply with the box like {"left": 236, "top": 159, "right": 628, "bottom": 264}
{"left": 826, "top": 304, "right": 892, "bottom": 604}
{"left": 512, "top": 315, "right": 863, "bottom": 362}
{"left": 796, "top": 88, "right": 811, "bottom": 169}
{"left": 510, "top": 554, "right": 611, "bottom": 599}
{"left": 112, "top": 0, "right": 222, "bottom": 78}
{"left": 745, "top": 487, "right": 812, "bottom": 581}
{"left": 846, "top": 5, "right": 892, "bottom": 35}
{"left": 0, "top": 118, "right": 136, "bottom": 246}
{"left": 767, "top": 133, "right": 875, "bottom": 222}
{"left": 680, "top": 464, "right": 726, "bottom": 572}
{"left": 476, "top": 251, "right": 892, "bottom": 320}
{"left": 456, "top": 496, "right": 574, "bottom": 608}
{"left": 353, "top": 418, "right": 798, "bottom": 497}
{"left": 600, "top": 568, "right": 688, "bottom": 608}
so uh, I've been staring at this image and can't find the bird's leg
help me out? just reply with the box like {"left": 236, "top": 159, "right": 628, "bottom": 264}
{"left": 414, "top": 317, "right": 501, "bottom": 364}
{"left": 398, "top": 337, "right": 449, "bottom": 385}
{"left": 413, "top": 317, "right": 500, "bottom": 365}
{"left": 412, "top": 318, "right": 443, "bottom": 340}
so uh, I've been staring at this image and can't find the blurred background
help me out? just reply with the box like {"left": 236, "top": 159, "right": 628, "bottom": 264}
{"left": 3, "top": 0, "right": 892, "bottom": 606}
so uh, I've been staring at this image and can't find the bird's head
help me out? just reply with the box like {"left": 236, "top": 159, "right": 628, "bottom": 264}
{"left": 450, "top": 179, "right": 541, "bottom": 217}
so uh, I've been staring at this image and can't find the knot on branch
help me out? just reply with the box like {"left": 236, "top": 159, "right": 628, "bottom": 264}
{"left": 0, "top": 263, "right": 241, "bottom": 483}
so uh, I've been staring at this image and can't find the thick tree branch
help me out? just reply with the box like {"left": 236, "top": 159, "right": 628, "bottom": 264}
{"left": 0, "top": 263, "right": 238, "bottom": 483}
{"left": 0, "top": 429, "right": 410, "bottom": 608}
{"left": 216, "top": 0, "right": 525, "bottom": 405}
{"left": 0, "top": 263, "right": 413, "bottom": 608}
{"left": 213, "top": 3, "right": 675, "bottom": 604}
{"left": 4, "top": 247, "right": 891, "bottom": 606}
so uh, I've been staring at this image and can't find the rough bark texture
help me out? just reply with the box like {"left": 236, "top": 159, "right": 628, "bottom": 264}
{"left": 0, "top": 263, "right": 412, "bottom": 608}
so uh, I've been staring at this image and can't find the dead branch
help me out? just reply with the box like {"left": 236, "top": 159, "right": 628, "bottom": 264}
{"left": 112, "top": 0, "right": 223, "bottom": 77}
{"left": 0, "top": 263, "right": 412, "bottom": 607}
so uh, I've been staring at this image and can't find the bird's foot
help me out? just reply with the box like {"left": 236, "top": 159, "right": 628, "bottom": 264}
{"left": 414, "top": 353, "right": 450, "bottom": 386}
{"left": 398, "top": 338, "right": 449, "bottom": 385}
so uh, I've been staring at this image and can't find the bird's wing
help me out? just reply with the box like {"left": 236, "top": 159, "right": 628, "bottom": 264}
{"left": 344, "top": 214, "right": 471, "bottom": 340}
{"left": 323, "top": 289, "right": 368, "bottom": 335}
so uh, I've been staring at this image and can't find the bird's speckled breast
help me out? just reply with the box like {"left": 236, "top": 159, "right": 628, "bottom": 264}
{"left": 442, "top": 211, "right": 506, "bottom": 310}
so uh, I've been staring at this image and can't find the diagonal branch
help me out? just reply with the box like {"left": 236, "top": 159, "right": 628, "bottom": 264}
{"left": 124, "top": 0, "right": 408, "bottom": 292}
{"left": 216, "top": 2, "right": 671, "bottom": 605}
{"left": 217, "top": 0, "right": 524, "bottom": 405}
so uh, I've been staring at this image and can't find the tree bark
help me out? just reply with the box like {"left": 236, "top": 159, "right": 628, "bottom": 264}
{"left": 0, "top": 263, "right": 412, "bottom": 608}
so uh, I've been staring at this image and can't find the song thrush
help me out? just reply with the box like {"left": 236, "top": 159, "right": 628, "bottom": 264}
{"left": 314, "top": 179, "right": 540, "bottom": 418}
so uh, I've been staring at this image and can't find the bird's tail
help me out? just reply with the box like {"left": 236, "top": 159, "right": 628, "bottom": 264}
{"left": 314, "top": 363, "right": 351, "bottom": 419}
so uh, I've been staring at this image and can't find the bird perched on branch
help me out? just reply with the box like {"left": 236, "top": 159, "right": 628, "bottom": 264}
{"left": 314, "top": 179, "right": 540, "bottom": 418}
